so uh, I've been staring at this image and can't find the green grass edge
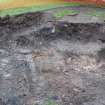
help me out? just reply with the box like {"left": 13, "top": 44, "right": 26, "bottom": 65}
{"left": 0, "top": 2, "right": 80, "bottom": 17}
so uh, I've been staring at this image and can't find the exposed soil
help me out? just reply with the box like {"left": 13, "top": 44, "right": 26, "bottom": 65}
{"left": 0, "top": 11, "right": 105, "bottom": 105}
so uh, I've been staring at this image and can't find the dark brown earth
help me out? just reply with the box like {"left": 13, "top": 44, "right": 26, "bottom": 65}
{"left": 0, "top": 9, "right": 105, "bottom": 105}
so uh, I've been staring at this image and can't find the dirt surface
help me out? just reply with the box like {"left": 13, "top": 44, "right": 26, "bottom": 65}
{"left": 0, "top": 7, "right": 105, "bottom": 105}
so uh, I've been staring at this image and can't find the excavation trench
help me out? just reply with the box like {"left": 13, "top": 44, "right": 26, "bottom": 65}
{"left": 0, "top": 12, "right": 105, "bottom": 105}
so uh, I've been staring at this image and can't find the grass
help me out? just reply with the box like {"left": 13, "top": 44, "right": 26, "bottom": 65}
{"left": 45, "top": 99, "right": 58, "bottom": 105}
{"left": 54, "top": 9, "right": 79, "bottom": 18}
{"left": 87, "top": 11, "right": 105, "bottom": 20}
{"left": 0, "top": 2, "right": 80, "bottom": 17}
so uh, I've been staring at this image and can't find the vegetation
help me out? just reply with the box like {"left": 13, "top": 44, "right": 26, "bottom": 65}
{"left": 54, "top": 10, "right": 79, "bottom": 18}
{"left": 45, "top": 99, "right": 58, "bottom": 105}
{"left": 87, "top": 11, "right": 105, "bottom": 20}
{"left": 0, "top": 2, "right": 80, "bottom": 17}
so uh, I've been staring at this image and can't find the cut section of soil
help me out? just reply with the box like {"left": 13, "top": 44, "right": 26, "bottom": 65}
{"left": 0, "top": 11, "right": 105, "bottom": 105}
